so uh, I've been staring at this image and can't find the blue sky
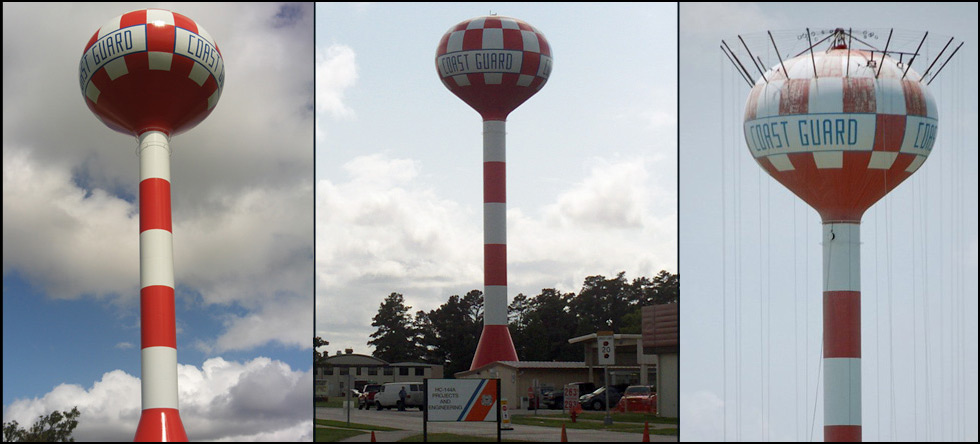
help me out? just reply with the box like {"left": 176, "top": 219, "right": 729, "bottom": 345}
{"left": 3, "top": 3, "right": 314, "bottom": 441}
{"left": 315, "top": 2, "right": 678, "bottom": 356}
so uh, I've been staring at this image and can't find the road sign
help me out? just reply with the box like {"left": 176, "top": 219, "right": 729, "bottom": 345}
{"left": 598, "top": 333, "right": 615, "bottom": 365}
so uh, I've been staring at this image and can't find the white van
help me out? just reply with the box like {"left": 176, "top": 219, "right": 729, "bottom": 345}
{"left": 374, "top": 382, "right": 424, "bottom": 410}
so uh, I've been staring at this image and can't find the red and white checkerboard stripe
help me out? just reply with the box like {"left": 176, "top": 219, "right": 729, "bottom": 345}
{"left": 743, "top": 49, "right": 937, "bottom": 223}
{"left": 822, "top": 222, "right": 862, "bottom": 442}
{"left": 470, "top": 120, "right": 520, "bottom": 370}
{"left": 436, "top": 16, "right": 552, "bottom": 369}
{"left": 436, "top": 16, "right": 552, "bottom": 121}
{"left": 80, "top": 9, "right": 223, "bottom": 137}
{"left": 133, "top": 131, "right": 187, "bottom": 442}
{"left": 744, "top": 48, "right": 940, "bottom": 443}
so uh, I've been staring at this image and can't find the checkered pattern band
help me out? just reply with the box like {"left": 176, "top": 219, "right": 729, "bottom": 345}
{"left": 743, "top": 49, "right": 937, "bottom": 222}
{"left": 436, "top": 16, "right": 552, "bottom": 120}
{"left": 80, "top": 9, "right": 224, "bottom": 137}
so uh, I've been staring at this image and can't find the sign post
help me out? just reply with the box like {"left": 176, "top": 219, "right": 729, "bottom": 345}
{"left": 597, "top": 331, "right": 615, "bottom": 425}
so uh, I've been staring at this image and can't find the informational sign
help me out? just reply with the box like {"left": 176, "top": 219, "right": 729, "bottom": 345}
{"left": 598, "top": 333, "right": 615, "bottom": 365}
{"left": 426, "top": 379, "right": 499, "bottom": 422}
{"left": 500, "top": 398, "right": 513, "bottom": 430}
{"left": 563, "top": 384, "right": 580, "bottom": 411}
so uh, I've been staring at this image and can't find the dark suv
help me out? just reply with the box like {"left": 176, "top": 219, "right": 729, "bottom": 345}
{"left": 580, "top": 385, "right": 627, "bottom": 411}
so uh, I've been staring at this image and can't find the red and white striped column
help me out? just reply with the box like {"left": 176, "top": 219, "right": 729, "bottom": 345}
{"left": 134, "top": 130, "right": 188, "bottom": 442}
{"left": 823, "top": 222, "right": 861, "bottom": 442}
{"left": 470, "top": 120, "right": 519, "bottom": 370}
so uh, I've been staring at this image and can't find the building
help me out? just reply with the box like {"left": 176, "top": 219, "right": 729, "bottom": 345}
{"left": 568, "top": 332, "right": 658, "bottom": 387}
{"left": 314, "top": 349, "right": 444, "bottom": 398}
{"left": 642, "top": 303, "right": 679, "bottom": 417}
{"left": 454, "top": 332, "right": 658, "bottom": 410}
{"left": 455, "top": 361, "right": 592, "bottom": 410}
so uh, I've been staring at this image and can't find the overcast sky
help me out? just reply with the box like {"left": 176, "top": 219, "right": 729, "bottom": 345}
{"left": 3, "top": 3, "right": 313, "bottom": 441}
{"left": 315, "top": 3, "right": 678, "bottom": 358}
{"left": 680, "top": 2, "right": 978, "bottom": 442}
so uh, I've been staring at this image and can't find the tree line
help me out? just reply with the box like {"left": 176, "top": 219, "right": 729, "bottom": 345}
{"left": 362, "top": 270, "right": 678, "bottom": 377}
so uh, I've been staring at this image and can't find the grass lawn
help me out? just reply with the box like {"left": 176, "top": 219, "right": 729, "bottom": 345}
{"left": 397, "top": 433, "right": 528, "bottom": 442}
{"left": 510, "top": 415, "right": 677, "bottom": 435}
{"left": 314, "top": 427, "right": 366, "bottom": 442}
{"left": 315, "top": 399, "right": 347, "bottom": 408}
{"left": 569, "top": 412, "right": 679, "bottom": 424}
{"left": 314, "top": 419, "right": 400, "bottom": 432}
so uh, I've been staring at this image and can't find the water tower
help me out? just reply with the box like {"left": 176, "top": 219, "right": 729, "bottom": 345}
{"left": 435, "top": 15, "right": 553, "bottom": 370}
{"left": 79, "top": 9, "right": 224, "bottom": 441}
{"left": 725, "top": 28, "right": 959, "bottom": 441}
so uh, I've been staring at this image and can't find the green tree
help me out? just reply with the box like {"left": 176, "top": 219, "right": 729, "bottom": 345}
{"left": 421, "top": 290, "right": 483, "bottom": 377}
{"left": 3, "top": 407, "right": 80, "bottom": 442}
{"left": 510, "top": 288, "right": 579, "bottom": 361}
{"left": 620, "top": 271, "right": 680, "bottom": 333}
{"left": 368, "top": 293, "right": 421, "bottom": 363}
{"left": 569, "top": 272, "right": 634, "bottom": 335}
{"left": 314, "top": 336, "right": 329, "bottom": 364}
{"left": 633, "top": 270, "right": 679, "bottom": 305}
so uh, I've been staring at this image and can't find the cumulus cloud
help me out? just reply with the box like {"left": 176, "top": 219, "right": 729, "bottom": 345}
{"left": 2, "top": 148, "right": 138, "bottom": 300}
{"left": 1, "top": 357, "right": 312, "bottom": 442}
{"left": 316, "top": 44, "right": 358, "bottom": 120}
{"left": 3, "top": 146, "right": 312, "bottom": 352}
{"left": 316, "top": 154, "right": 676, "bottom": 351}
{"left": 3, "top": 4, "right": 313, "bottom": 352}
{"left": 315, "top": 154, "right": 482, "bottom": 350}
{"left": 510, "top": 157, "right": 676, "bottom": 290}
{"left": 679, "top": 390, "right": 726, "bottom": 441}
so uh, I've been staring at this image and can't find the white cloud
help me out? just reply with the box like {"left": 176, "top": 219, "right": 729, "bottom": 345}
{"left": 1, "top": 357, "right": 312, "bottom": 442}
{"left": 679, "top": 390, "right": 725, "bottom": 441}
{"left": 511, "top": 157, "right": 676, "bottom": 290}
{"left": 316, "top": 154, "right": 676, "bottom": 352}
{"left": 315, "top": 154, "right": 482, "bottom": 351}
{"left": 3, "top": 146, "right": 312, "bottom": 352}
{"left": 3, "top": 3, "right": 313, "bottom": 354}
{"left": 2, "top": 148, "right": 138, "bottom": 300}
{"left": 114, "top": 342, "right": 134, "bottom": 350}
{"left": 316, "top": 44, "right": 358, "bottom": 120}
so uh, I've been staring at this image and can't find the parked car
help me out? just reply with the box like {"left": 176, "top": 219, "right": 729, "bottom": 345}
{"left": 615, "top": 385, "right": 657, "bottom": 413}
{"left": 580, "top": 385, "right": 625, "bottom": 411}
{"left": 375, "top": 382, "right": 424, "bottom": 411}
{"left": 545, "top": 382, "right": 596, "bottom": 409}
{"left": 357, "top": 384, "right": 382, "bottom": 410}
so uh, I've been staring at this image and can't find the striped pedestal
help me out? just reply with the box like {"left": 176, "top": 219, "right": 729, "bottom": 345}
{"left": 134, "top": 131, "right": 187, "bottom": 442}
{"left": 471, "top": 120, "right": 519, "bottom": 370}
{"left": 823, "top": 223, "right": 861, "bottom": 442}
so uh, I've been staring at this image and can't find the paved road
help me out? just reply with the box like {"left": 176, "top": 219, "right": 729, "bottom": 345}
{"left": 316, "top": 407, "right": 678, "bottom": 442}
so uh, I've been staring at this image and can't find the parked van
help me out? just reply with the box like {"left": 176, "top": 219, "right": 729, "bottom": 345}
{"left": 374, "top": 382, "right": 424, "bottom": 411}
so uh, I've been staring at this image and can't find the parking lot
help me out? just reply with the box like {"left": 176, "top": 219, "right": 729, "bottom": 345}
{"left": 316, "top": 405, "right": 677, "bottom": 442}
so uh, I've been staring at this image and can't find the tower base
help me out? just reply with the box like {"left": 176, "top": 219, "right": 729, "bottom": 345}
{"left": 470, "top": 324, "right": 519, "bottom": 370}
{"left": 134, "top": 408, "right": 187, "bottom": 442}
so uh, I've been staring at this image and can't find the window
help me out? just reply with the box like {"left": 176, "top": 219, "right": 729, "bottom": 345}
{"left": 414, "top": 367, "right": 424, "bottom": 376}
{"left": 368, "top": 367, "right": 378, "bottom": 376}
{"left": 399, "top": 367, "right": 409, "bottom": 376}
{"left": 339, "top": 367, "right": 349, "bottom": 375}
{"left": 384, "top": 367, "right": 394, "bottom": 376}
{"left": 325, "top": 367, "right": 334, "bottom": 375}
